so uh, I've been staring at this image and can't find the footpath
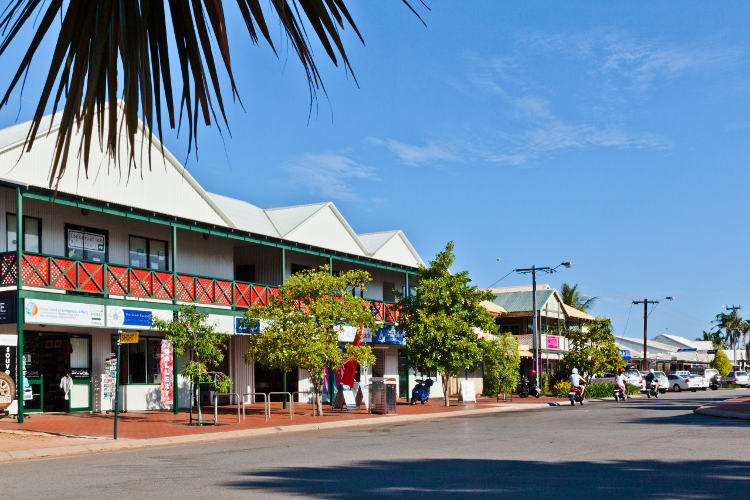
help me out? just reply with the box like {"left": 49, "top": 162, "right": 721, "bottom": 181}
{"left": 0, "top": 395, "right": 564, "bottom": 462}
{"left": 694, "top": 395, "right": 750, "bottom": 421}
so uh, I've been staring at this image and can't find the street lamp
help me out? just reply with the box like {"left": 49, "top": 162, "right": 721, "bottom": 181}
{"left": 513, "top": 261, "right": 572, "bottom": 388}
{"left": 632, "top": 296, "right": 674, "bottom": 371}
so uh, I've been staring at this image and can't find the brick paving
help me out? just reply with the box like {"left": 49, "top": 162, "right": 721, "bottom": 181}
{"left": 0, "top": 395, "right": 564, "bottom": 440}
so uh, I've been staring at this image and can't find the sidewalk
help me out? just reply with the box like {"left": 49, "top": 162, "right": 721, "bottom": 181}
{"left": 0, "top": 395, "right": 565, "bottom": 461}
{"left": 694, "top": 396, "right": 750, "bottom": 421}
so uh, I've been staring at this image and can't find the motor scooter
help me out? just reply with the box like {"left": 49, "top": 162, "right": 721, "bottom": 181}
{"left": 646, "top": 381, "right": 659, "bottom": 398}
{"left": 411, "top": 379, "right": 434, "bottom": 404}
{"left": 569, "top": 382, "right": 585, "bottom": 406}
{"left": 614, "top": 384, "right": 627, "bottom": 401}
{"left": 517, "top": 376, "right": 530, "bottom": 398}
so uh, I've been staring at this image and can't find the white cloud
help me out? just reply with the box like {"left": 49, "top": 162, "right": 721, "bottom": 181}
{"left": 368, "top": 137, "right": 458, "bottom": 166}
{"left": 284, "top": 152, "right": 375, "bottom": 201}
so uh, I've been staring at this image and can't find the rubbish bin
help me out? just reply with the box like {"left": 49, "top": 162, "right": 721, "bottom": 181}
{"left": 370, "top": 377, "right": 397, "bottom": 414}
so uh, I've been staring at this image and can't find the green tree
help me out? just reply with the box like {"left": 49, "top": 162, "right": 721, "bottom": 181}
{"left": 245, "top": 266, "right": 376, "bottom": 416}
{"left": 398, "top": 241, "right": 497, "bottom": 406}
{"left": 560, "top": 282, "right": 598, "bottom": 312}
{"left": 560, "top": 318, "right": 624, "bottom": 377}
{"left": 152, "top": 305, "right": 232, "bottom": 421}
{"left": 713, "top": 311, "right": 750, "bottom": 364}
{"left": 710, "top": 350, "right": 732, "bottom": 377}
{"left": 481, "top": 334, "right": 520, "bottom": 398}
{"left": 0, "top": 1, "right": 423, "bottom": 186}
{"left": 698, "top": 329, "right": 724, "bottom": 348}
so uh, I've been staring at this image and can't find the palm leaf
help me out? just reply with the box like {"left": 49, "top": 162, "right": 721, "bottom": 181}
{"left": 0, "top": 0, "right": 425, "bottom": 186}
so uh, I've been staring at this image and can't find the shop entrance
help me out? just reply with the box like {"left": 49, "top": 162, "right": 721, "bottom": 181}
{"left": 24, "top": 333, "right": 91, "bottom": 412}
{"left": 254, "top": 365, "right": 298, "bottom": 395}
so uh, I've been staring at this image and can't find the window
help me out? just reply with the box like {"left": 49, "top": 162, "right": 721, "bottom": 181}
{"left": 382, "top": 282, "right": 395, "bottom": 302}
{"left": 66, "top": 225, "right": 107, "bottom": 262}
{"left": 112, "top": 336, "right": 165, "bottom": 384}
{"left": 6, "top": 214, "right": 42, "bottom": 252}
{"left": 235, "top": 264, "right": 256, "bottom": 283}
{"left": 129, "top": 236, "right": 168, "bottom": 270}
{"left": 291, "top": 264, "right": 312, "bottom": 275}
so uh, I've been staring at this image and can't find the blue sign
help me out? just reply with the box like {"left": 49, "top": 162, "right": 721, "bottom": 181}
{"left": 120, "top": 309, "right": 155, "bottom": 327}
{"left": 372, "top": 326, "right": 406, "bottom": 345}
{"left": 620, "top": 349, "right": 631, "bottom": 360}
{"left": 236, "top": 317, "right": 261, "bottom": 334}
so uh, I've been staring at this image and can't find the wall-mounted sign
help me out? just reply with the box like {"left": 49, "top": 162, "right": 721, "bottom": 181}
{"left": 206, "top": 314, "right": 234, "bottom": 335}
{"left": 24, "top": 299, "right": 105, "bottom": 327}
{"left": 546, "top": 335, "right": 559, "bottom": 349}
{"left": 620, "top": 349, "right": 631, "bottom": 361}
{"left": 372, "top": 326, "right": 406, "bottom": 345}
{"left": 106, "top": 306, "right": 172, "bottom": 329}
{"left": 0, "top": 296, "right": 16, "bottom": 324}
{"left": 119, "top": 332, "right": 139, "bottom": 344}
{"left": 160, "top": 340, "right": 173, "bottom": 404}
{"left": 337, "top": 325, "right": 372, "bottom": 343}
{"left": 1, "top": 335, "right": 17, "bottom": 384}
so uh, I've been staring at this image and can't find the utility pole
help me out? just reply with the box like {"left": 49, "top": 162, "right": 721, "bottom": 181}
{"left": 725, "top": 304, "right": 742, "bottom": 370}
{"left": 632, "top": 297, "right": 673, "bottom": 371}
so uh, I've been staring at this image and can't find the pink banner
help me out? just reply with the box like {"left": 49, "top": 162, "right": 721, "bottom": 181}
{"left": 546, "top": 335, "right": 559, "bottom": 349}
{"left": 160, "top": 340, "right": 174, "bottom": 404}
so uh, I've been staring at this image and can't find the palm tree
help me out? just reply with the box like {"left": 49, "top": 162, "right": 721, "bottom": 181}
{"left": 713, "top": 311, "right": 750, "bottom": 368}
{"left": 560, "top": 282, "right": 598, "bottom": 312}
{"left": 0, "top": 1, "right": 423, "bottom": 186}
{"left": 698, "top": 329, "right": 724, "bottom": 348}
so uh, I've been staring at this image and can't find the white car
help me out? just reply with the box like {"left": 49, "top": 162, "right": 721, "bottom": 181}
{"left": 724, "top": 371, "right": 750, "bottom": 387}
{"left": 624, "top": 369, "right": 645, "bottom": 390}
{"left": 688, "top": 371, "right": 709, "bottom": 390}
{"left": 667, "top": 372, "right": 702, "bottom": 392}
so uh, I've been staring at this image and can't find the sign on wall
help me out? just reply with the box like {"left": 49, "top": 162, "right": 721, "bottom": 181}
{"left": 106, "top": 306, "right": 173, "bottom": 329}
{"left": 160, "top": 340, "right": 173, "bottom": 404}
{"left": 337, "top": 325, "right": 373, "bottom": 343}
{"left": 546, "top": 335, "right": 559, "bottom": 349}
{"left": 0, "top": 296, "right": 16, "bottom": 324}
{"left": 24, "top": 299, "right": 105, "bottom": 327}
{"left": 1, "top": 335, "right": 17, "bottom": 384}
{"left": 372, "top": 326, "right": 406, "bottom": 345}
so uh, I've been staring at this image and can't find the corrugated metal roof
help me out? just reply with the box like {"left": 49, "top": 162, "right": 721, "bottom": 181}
{"left": 265, "top": 203, "right": 328, "bottom": 236}
{"left": 208, "top": 193, "right": 279, "bottom": 238}
{"left": 491, "top": 290, "right": 554, "bottom": 313}
{"left": 359, "top": 231, "right": 400, "bottom": 254}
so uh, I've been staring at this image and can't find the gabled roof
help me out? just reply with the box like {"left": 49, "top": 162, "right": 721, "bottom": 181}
{"left": 265, "top": 203, "right": 329, "bottom": 236}
{"left": 0, "top": 105, "right": 235, "bottom": 228}
{"left": 208, "top": 193, "right": 279, "bottom": 238}
{"left": 359, "top": 230, "right": 424, "bottom": 268}
{"left": 359, "top": 231, "right": 400, "bottom": 254}
{"left": 563, "top": 304, "right": 596, "bottom": 321}
{"left": 652, "top": 334, "right": 712, "bottom": 351}
{"left": 491, "top": 290, "right": 555, "bottom": 313}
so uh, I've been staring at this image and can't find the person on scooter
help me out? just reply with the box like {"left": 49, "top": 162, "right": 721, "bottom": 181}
{"left": 570, "top": 368, "right": 586, "bottom": 396}
{"left": 645, "top": 369, "right": 658, "bottom": 396}
{"left": 615, "top": 368, "right": 627, "bottom": 399}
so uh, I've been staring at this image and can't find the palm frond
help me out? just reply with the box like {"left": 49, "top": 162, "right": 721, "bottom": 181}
{"left": 0, "top": 0, "right": 424, "bottom": 186}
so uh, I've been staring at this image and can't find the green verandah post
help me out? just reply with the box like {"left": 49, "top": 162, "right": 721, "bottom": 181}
{"left": 16, "top": 187, "right": 23, "bottom": 423}
{"left": 282, "top": 248, "right": 287, "bottom": 410}
{"left": 172, "top": 225, "right": 179, "bottom": 415}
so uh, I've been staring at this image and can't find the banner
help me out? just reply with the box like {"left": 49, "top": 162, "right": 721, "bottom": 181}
{"left": 24, "top": 299, "right": 104, "bottom": 327}
{"left": 107, "top": 306, "right": 173, "bottom": 329}
{"left": 546, "top": 335, "right": 559, "bottom": 349}
{"left": 160, "top": 340, "right": 173, "bottom": 404}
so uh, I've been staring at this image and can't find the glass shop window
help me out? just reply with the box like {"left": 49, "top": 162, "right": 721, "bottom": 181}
{"left": 129, "top": 236, "right": 168, "bottom": 270}
{"left": 67, "top": 227, "right": 107, "bottom": 262}
{"left": 6, "top": 214, "right": 42, "bottom": 253}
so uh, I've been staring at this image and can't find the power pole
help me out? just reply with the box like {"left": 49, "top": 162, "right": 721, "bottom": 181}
{"left": 725, "top": 304, "right": 742, "bottom": 370}
{"left": 632, "top": 299, "right": 659, "bottom": 371}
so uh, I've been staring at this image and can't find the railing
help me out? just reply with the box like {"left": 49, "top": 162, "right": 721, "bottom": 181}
{"left": 0, "top": 252, "right": 399, "bottom": 321}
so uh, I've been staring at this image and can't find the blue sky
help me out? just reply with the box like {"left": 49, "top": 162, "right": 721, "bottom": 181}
{"left": 1, "top": 1, "right": 749, "bottom": 340}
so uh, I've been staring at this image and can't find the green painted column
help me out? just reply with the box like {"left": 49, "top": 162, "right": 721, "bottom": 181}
{"left": 405, "top": 273, "right": 409, "bottom": 297}
{"left": 16, "top": 188, "right": 24, "bottom": 423}
{"left": 281, "top": 248, "right": 287, "bottom": 410}
{"left": 172, "top": 225, "right": 179, "bottom": 414}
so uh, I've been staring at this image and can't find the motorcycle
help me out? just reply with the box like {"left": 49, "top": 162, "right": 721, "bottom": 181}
{"left": 646, "top": 381, "right": 659, "bottom": 398}
{"left": 530, "top": 383, "right": 541, "bottom": 398}
{"left": 569, "top": 382, "right": 585, "bottom": 406}
{"left": 411, "top": 379, "right": 434, "bottom": 404}
{"left": 517, "top": 376, "right": 530, "bottom": 398}
{"left": 614, "top": 384, "right": 628, "bottom": 401}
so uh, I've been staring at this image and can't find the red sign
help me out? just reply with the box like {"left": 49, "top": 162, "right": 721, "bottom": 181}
{"left": 160, "top": 340, "right": 174, "bottom": 404}
{"left": 546, "top": 335, "right": 559, "bottom": 349}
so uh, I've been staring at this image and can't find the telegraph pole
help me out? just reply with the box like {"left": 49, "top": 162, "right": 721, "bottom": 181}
{"left": 725, "top": 304, "right": 742, "bottom": 370}
{"left": 633, "top": 297, "right": 673, "bottom": 371}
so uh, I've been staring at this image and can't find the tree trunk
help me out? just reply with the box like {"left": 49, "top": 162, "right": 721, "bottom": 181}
{"left": 442, "top": 373, "right": 450, "bottom": 407}
{"left": 312, "top": 377, "right": 324, "bottom": 417}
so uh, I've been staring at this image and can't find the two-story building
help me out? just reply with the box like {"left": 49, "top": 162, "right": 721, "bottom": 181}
{"left": 0, "top": 111, "right": 423, "bottom": 418}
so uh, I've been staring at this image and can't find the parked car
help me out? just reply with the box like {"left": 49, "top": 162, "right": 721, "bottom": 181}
{"left": 624, "top": 369, "right": 645, "bottom": 390}
{"left": 692, "top": 368, "right": 721, "bottom": 389}
{"left": 667, "top": 372, "right": 702, "bottom": 392}
{"left": 687, "top": 371, "right": 709, "bottom": 390}
{"left": 653, "top": 371, "right": 669, "bottom": 393}
{"left": 724, "top": 371, "right": 749, "bottom": 387}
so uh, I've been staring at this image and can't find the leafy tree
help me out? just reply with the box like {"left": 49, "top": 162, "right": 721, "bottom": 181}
{"left": 713, "top": 311, "right": 750, "bottom": 363}
{"left": 398, "top": 241, "right": 497, "bottom": 406}
{"left": 245, "top": 266, "right": 376, "bottom": 416}
{"left": 559, "top": 318, "right": 624, "bottom": 377}
{"left": 0, "top": 1, "right": 423, "bottom": 186}
{"left": 560, "top": 282, "right": 597, "bottom": 312}
{"left": 481, "top": 334, "right": 520, "bottom": 398}
{"left": 152, "top": 305, "right": 232, "bottom": 421}
{"left": 710, "top": 350, "right": 732, "bottom": 378}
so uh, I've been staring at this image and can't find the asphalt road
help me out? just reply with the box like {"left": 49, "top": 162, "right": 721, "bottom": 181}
{"left": 4, "top": 389, "right": 749, "bottom": 499}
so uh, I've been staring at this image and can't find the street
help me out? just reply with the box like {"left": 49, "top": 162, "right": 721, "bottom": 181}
{"left": 3, "top": 390, "right": 749, "bottom": 499}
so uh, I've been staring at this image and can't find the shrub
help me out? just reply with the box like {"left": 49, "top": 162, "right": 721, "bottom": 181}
{"left": 553, "top": 380, "right": 570, "bottom": 398}
{"left": 541, "top": 373, "right": 550, "bottom": 393}
{"left": 710, "top": 350, "right": 732, "bottom": 377}
{"left": 553, "top": 380, "right": 639, "bottom": 399}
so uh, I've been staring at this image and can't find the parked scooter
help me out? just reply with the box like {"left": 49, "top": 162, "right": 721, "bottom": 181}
{"left": 517, "top": 376, "right": 530, "bottom": 398}
{"left": 569, "top": 382, "right": 586, "bottom": 406}
{"left": 614, "top": 384, "right": 628, "bottom": 401}
{"left": 411, "top": 379, "right": 434, "bottom": 404}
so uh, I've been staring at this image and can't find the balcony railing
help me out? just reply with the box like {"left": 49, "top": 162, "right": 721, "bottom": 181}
{"left": 0, "top": 252, "right": 398, "bottom": 322}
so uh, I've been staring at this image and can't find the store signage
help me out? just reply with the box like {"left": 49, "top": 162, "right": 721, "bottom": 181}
{"left": 71, "top": 369, "right": 90, "bottom": 379}
{"left": 546, "top": 335, "right": 559, "bottom": 349}
{"left": 0, "top": 296, "right": 16, "bottom": 324}
{"left": 102, "top": 356, "right": 116, "bottom": 401}
{"left": 620, "top": 349, "right": 631, "bottom": 360}
{"left": 337, "top": 325, "right": 372, "bottom": 343}
{"left": 119, "top": 332, "right": 139, "bottom": 344}
{"left": 24, "top": 299, "right": 104, "bottom": 327}
{"left": 206, "top": 314, "right": 234, "bottom": 335}
{"left": 372, "top": 326, "right": 406, "bottom": 345}
{"left": 160, "top": 340, "right": 173, "bottom": 404}
{"left": 106, "top": 306, "right": 172, "bottom": 329}
{"left": 68, "top": 230, "right": 105, "bottom": 252}
{"left": 1, "top": 336, "right": 16, "bottom": 384}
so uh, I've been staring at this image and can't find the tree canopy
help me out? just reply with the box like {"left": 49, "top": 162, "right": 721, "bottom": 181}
{"left": 245, "top": 265, "right": 376, "bottom": 416}
{"left": 398, "top": 241, "right": 497, "bottom": 406}
{"left": 0, "top": 1, "right": 424, "bottom": 186}
{"left": 481, "top": 334, "right": 520, "bottom": 398}
{"left": 559, "top": 318, "right": 624, "bottom": 377}
{"left": 710, "top": 350, "right": 732, "bottom": 378}
{"left": 560, "top": 282, "right": 597, "bottom": 312}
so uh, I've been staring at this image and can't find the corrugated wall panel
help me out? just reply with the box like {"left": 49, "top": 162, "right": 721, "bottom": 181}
{"left": 233, "top": 244, "right": 283, "bottom": 286}
{"left": 91, "top": 331, "right": 112, "bottom": 413}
